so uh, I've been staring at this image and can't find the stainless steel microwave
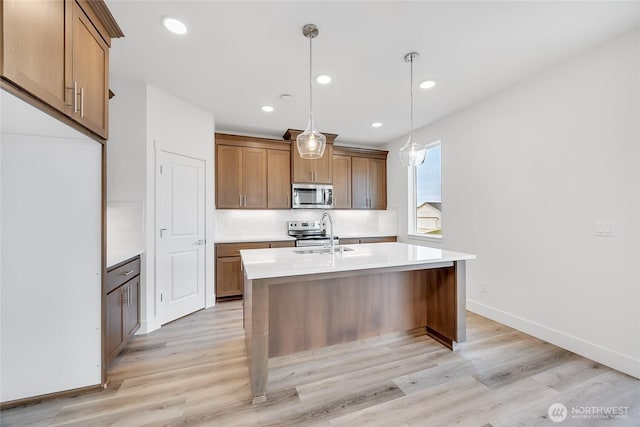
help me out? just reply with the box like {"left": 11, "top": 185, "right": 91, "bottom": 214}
{"left": 292, "top": 184, "right": 333, "bottom": 209}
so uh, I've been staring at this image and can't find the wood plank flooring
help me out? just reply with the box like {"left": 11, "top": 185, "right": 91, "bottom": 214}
{"left": 1, "top": 301, "right": 638, "bottom": 426}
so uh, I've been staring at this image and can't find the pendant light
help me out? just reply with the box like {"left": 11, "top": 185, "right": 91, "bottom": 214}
{"left": 399, "top": 52, "right": 427, "bottom": 167}
{"left": 297, "top": 24, "right": 326, "bottom": 159}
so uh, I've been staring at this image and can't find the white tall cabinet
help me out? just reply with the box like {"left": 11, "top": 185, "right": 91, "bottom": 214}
{"left": 0, "top": 90, "right": 102, "bottom": 402}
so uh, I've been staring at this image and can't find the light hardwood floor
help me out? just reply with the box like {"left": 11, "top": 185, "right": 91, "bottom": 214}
{"left": 1, "top": 301, "right": 638, "bottom": 426}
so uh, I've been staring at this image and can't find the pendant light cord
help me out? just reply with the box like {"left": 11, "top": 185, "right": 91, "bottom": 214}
{"left": 309, "top": 34, "right": 313, "bottom": 122}
{"left": 409, "top": 55, "right": 414, "bottom": 144}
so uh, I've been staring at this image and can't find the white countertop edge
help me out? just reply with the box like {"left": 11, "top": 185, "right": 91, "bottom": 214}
{"left": 243, "top": 257, "right": 474, "bottom": 280}
{"left": 107, "top": 249, "right": 144, "bottom": 269}
{"left": 215, "top": 234, "right": 396, "bottom": 244}
{"left": 214, "top": 236, "right": 296, "bottom": 244}
{"left": 338, "top": 233, "right": 398, "bottom": 239}
{"left": 241, "top": 242, "right": 476, "bottom": 280}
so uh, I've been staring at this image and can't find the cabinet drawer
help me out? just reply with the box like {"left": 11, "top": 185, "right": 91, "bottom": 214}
{"left": 106, "top": 257, "right": 140, "bottom": 294}
{"left": 216, "top": 242, "right": 269, "bottom": 257}
{"left": 339, "top": 238, "right": 361, "bottom": 245}
{"left": 269, "top": 241, "right": 295, "bottom": 248}
{"left": 359, "top": 236, "right": 397, "bottom": 244}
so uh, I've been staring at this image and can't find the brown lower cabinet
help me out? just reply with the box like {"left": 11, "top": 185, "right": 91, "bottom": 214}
{"left": 215, "top": 241, "right": 295, "bottom": 300}
{"left": 339, "top": 236, "right": 397, "bottom": 245}
{"left": 105, "top": 255, "right": 140, "bottom": 368}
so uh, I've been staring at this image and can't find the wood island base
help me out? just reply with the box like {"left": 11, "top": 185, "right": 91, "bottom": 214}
{"left": 243, "top": 260, "right": 467, "bottom": 403}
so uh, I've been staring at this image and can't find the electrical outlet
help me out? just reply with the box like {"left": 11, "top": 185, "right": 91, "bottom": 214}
{"left": 481, "top": 281, "right": 489, "bottom": 294}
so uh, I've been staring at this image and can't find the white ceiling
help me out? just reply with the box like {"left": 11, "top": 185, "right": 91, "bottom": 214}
{"left": 106, "top": 1, "right": 639, "bottom": 146}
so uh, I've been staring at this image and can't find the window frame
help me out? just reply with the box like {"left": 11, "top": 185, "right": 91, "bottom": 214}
{"left": 408, "top": 141, "right": 442, "bottom": 241}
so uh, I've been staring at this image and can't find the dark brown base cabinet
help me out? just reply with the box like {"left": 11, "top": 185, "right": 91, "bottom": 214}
{"left": 215, "top": 241, "right": 295, "bottom": 300}
{"left": 105, "top": 255, "right": 140, "bottom": 368}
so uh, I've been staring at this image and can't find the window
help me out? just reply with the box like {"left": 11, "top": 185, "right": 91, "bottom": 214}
{"left": 414, "top": 143, "right": 441, "bottom": 236}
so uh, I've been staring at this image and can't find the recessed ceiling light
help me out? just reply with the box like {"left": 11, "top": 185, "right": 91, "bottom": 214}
{"left": 316, "top": 75, "right": 332, "bottom": 84}
{"left": 371, "top": 122, "right": 383, "bottom": 128}
{"left": 162, "top": 17, "right": 187, "bottom": 35}
{"left": 261, "top": 105, "right": 274, "bottom": 112}
{"left": 419, "top": 80, "right": 436, "bottom": 89}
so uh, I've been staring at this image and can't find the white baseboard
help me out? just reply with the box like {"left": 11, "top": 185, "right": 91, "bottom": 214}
{"left": 206, "top": 295, "right": 215, "bottom": 309}
{"left": 136, "top": 318, "right": 160, "bottom": 335}
{"left": 466, "top": 299, "right": 640, "bottom": 379}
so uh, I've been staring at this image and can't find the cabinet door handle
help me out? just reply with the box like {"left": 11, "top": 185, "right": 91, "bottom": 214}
{"left": 243, "top": 194, "right": 247, "bottom": 206}
{"left": 74, "top": 82, "right": 79, "bottom": 113}
{"left": 239, "top": 194, "right": 242, "bottom": 206}
{"left": 128, "top": 286, "right": 131, "bottom": 306}
{"left": 120, "top": 270, "right": 134, "bottom": 277}
{"left": 160, "top": 228, "right": 167, "bottom": 237}
{"left": 80, "top": 87, "right": 84, "bottom": 117}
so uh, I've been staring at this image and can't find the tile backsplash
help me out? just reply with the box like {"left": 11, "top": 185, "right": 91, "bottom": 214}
{"left": 215, "top": 209, "right": 397, "bottom": 241}
{"left": 106, "top": 201, "right": 144, "bottom": 265}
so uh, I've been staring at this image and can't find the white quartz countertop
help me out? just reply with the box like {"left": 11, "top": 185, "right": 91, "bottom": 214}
{"left": 215, "top": 235, "right": 296, "bottom": 244}
{"left": 240, "top": 242, "right": 475, "bottom": 280}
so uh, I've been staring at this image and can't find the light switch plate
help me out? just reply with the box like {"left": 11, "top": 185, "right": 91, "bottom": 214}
{"left": 595, "top": 221, "right": 615, "bottom": 237}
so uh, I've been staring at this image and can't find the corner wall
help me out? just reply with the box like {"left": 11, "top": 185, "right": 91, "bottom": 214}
{"left": 146, "top": 85, "right": 216, "bottom": 325}
{"left": 108, "top": 77, "right": 215, "bottom": 334}
{"left": 386, "top": 32, "right": 640, "bottom": 377}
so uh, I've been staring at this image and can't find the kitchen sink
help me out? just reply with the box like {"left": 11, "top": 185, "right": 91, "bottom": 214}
{"left": 293, "top": 247, "right": 355, "bottom": 255}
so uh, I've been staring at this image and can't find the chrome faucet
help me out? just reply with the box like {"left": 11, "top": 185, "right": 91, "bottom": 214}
{"left": 321, "top": 212, "right": 336, "bottom": 254}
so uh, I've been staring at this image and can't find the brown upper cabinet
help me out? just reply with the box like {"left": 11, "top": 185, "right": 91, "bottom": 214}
{"left": 215, "top": 133, "right": 291, "bottom": 209}
{"left": 70, "top": 0, "right": 110, "bottom": 138}
{"left": 284, "top": 129, "right": 337, "bottom": 184}
{"left": 216, "top": 145, "right": 267, "bottom": 208}
{"left": 332, "top": 155, "right": 352, "bottom": 209}
{"left": 334, "top": 146, "right": 388, "bottom": 210}
{"left": 1, "top": 0, "right": 67, "bottom": 112}
{"left": 1, "top": 0, "right": 123, "bottom": 140}
{"left": 267, "top": 149, "right": 291, "bottom": 208}
{"left": 215, "top": 132, "right": 388, "bottom": 211}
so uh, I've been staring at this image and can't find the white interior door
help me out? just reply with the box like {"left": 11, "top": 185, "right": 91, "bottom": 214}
{"left": 156, "top": 150, "right": 206, "bottom": 325}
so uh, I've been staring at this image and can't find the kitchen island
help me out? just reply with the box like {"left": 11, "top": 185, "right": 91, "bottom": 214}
{"left": 240, "top": 242, "right": 475, "bottom": 403}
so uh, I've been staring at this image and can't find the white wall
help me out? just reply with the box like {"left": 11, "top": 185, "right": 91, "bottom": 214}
{"left": 108, "top": 78, "right": 215, "bottom": 333}
{"left": 386, "top": 32, "right": 640, "bottom": 378}
{"left": 107, "top": 75, "right": 152, "bottom": 332}
{"left": 107, "top": 75, "right": 147, "bottom": 202}
{"left": 145, "top": 85, "right": 216, "bottom": 330}
{"left": 1, "top": 91, "right": 102, "bottom": 401}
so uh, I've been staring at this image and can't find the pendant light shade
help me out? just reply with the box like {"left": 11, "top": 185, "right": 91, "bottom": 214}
{"left": 399, "top": 52, "right": 427, "bottom": 167}
{"left": 297, "top": 24, "right": 326, "bottom": 159}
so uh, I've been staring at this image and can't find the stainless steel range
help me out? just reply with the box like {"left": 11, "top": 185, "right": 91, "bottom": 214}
{"left": 288, "top": 220, "right": 339, "bottom": 247}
